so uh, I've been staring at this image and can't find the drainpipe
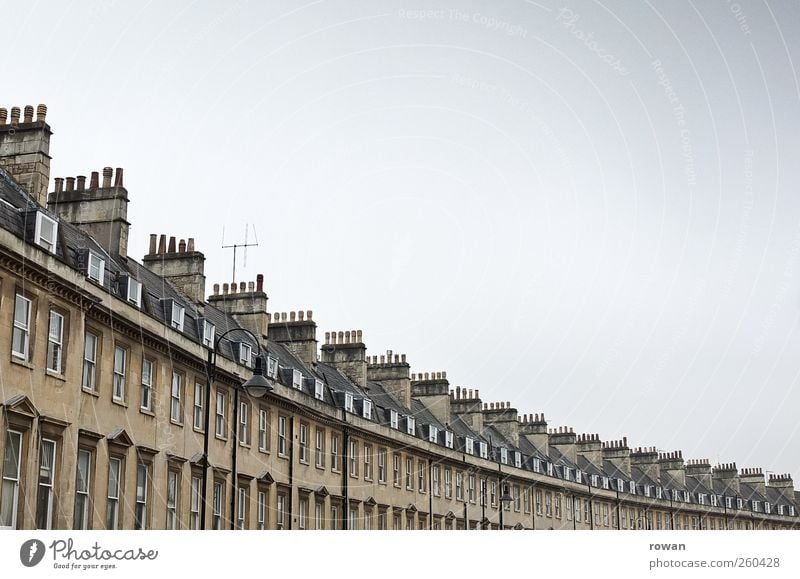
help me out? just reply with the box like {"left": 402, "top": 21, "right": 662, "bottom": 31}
{"left": 428, "top": 458, "right": 433, "bottom": 529}
{"left": 342, "top": 418, "right": 349, "bottom": 530}
{"left": 288, "top": 416, "right": 294, "bottom": 530}
{"left": 586, "top": 475, "right": 594, "bottom": 530}
{"left": 230, "top": 387, "right": 239, "bottom": 530}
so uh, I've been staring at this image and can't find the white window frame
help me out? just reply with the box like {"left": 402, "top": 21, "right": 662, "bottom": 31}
{"left": 239, "top": 401, "right": 250, "bottom": 445}
{"left": 291, "top": 369, "right": 303, "bottom": 390}
{"left": 479, "top": 442, "right": 488, "bottom": 459}
{"left": 267, "top": 356, "right": 279, "bottom": 379}
{"left": 546, "top": 462, "right": 554, "bottom": 476}
{"left": 106, "top": 457, "right": 121, "bottom": 530}
{"left": 46, "top": 309, "right": 64, "bottom": 373}
{"left": 166, "top": 470, "right": 178, "bottom": 530}
{"left": 11, "top": 294, "right": 31, "bottom": 360}
{"left": 171, "top": 302, "right": 185, "bottom": 332}
{"left": 203, "top": 320, "right": 215, "bottom": 348}
{"left": 237, "top": 487, "right": 247, "bottom": 529}
{"left": 629, "top": 481, "right": 636, "bottom": 494}
{"left": 87, "top": 252, "right": 105, "bottom": 285}
{"left": 406, "top": 416, "right": 416, "bottom": 435}
{"left": 239, "top": 343, "right": 253, "bottom": 367}
{"left": 514, "top": 451, "right": 521, "bottom": 468}
{"left": 127, "top": 278, "right": 142, "bottom": 307}
{"left": 378, "top": 449, "right": 386, "bottom": 483}
{"left": 257, "top": 491, "right": 267, "bottom": 530}
{"left": 428, "top": 425, "right": 438, "bottom": 443}
{"left": 390, "top": 410, "right": 399, "bottom": 429}
{"left": 445, "top": 431, "right": 454, "bottom": 449}
{"left": 1, "top": 430, "right": 22, "bottom": 529}
{"left": 315, "top": 428, "right": 325, "bottom": 467}
{"left": 134, "top": 463, "right": 149, "bottom": 530}
{"left": 258, "top": 409, "right": 269, "bottom": 451}
{"left": 82, "top": 331, "right": 98, "bottom": 391}
{"left": 112, "top": 346, "right": 126, "bottom": 402}
{"left": 465, "top": 437, "right": 474, "bottom": 455}
{"left": 314, "top": 379, "right": 324, "bottom": 400}
{"left": 74, "top": 449, "right": 91, "bottom": 530}
{"left": 213, "top": 481, "right": 223, "bottom": 530}
{"left": 278, "top": 416, "right": 287, "bottom": 456}
{"left": 170, "top": 371, "right": 183, "bottom": 423}
{"left": 193, "top": 382, "right": 204, "bottom": 430}
{"left": 344, "top": 392, "right": 354, "bottom": 413}
{"left": 362, "top": 399, "right": 373, "bottom": 420}
{"left": 299, "top": 423, "right": 308, "bottom": 463}
{"left": 140, "top": 358, "right": 154, "bottom": 411}
{"left": 190, "top": 477, "right": 201, "bottom": 529}
{"left": 35, "top": 212, "right": 58, "bottom": 252}
{"left": 500, "top": 447, "right": 508, "bottom": 465}
{"left": 36, "top": 438, "right": 57, "bottom": 529}
{"left": 215, "top": 391, "right": 226, "bottom": 438}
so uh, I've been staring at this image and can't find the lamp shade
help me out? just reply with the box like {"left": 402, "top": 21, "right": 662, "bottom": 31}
{"left": 242, "top": 355, "right": 272, "bottom": 398}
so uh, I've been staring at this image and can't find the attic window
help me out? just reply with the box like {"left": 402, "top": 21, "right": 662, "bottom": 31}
{"left": 267, "top": 356, "right": 279, "bottom": 379}
{"left": 790, "top": 506, "right": 795, "bottom": 516}
{"left": 35, "top": 212, "right": 58, "bottom": 252}
{"left": 203, "top": 320, "right": 215, "bottom": 348}
{"left": 478, "top": 442, "right": 488, "bottom": 459}
{"left": 513, "top": 451, "right": 521, "bottom": 468}
{"left": 465, "top": 437, "right": 474, "bottom": 455}
{"left": 406, "top": 416, "right": 416, "bottom": 435}
{"left": 698, "top": 494, "right": 705, "bottom": 505}
{"left": 292, "top": 369, "right": 302, "bottom": 390}
{"left": 725, "top": 497, "right": 732, "bottom": 509}
{"left": 87, "top": 252, "right": 105, "bottom": 285}
{"left": 390, "top": 410, "right": 399, "bottom": 430}
{"left": 533, "top": 458, "right": 541, "bottom": 473}
{"left": 602, "top": 476, "right": 609, "bottom": 490}
{"left": 500, "top": 448, "right": 508, "bottom": 465}
{"left": 737, "top": 498, "right": 743, "bottom": 510}
{"left": 644, "top": 485, "right": 650, "bottom": 497}
{"left": 575, "top": 470, "right": 582, "bottom": 484}
{"left": 778, "top": 504, "right": 784, "bottom": 515}
{"left": 657, "top": 487, "right": 663, "bottom": 499}
{"left": 765, "top": 502, "right": 771, "bottom": 514}
{"left": 563, "top": 468, "right": 571, "bottom": 481}
{"left": 427, "top": 425, "right": 438, "bottom": 443}
{"left": 445, "top": 431, "right": 454, "bottom": 449}
{"left": 171, "top": 302, "right": 185, "bottom": 331}
{"left": 546, "top": 462, "right": 554, "bottom": 477}
{"left": 362, "top": 399, "right": 372, "bottom": 420}
{"left": 629, "top": 481, "right": 636, "bottom": 494}
{"left": 314, "top": 379, "right": 324, "bottom": 400}
{"left": 239, "top": 343, "right": 252, "bottom": 367}
{"left": 127, "top": 277, "right": 142, "bottom": 307}
{"left": 710, "top": 494, "right": 716, "bottom": 506}
{"left": 683, "top": 491, "right": 690, "bottom": 503}
{"left": 591, "top": 475, "right": 599, "bottom": 487}
{"left": 344, "top": 392, "right": 354, "bottom": 413}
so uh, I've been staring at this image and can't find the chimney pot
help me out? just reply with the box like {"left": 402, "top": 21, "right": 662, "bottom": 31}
{"left": 230, "top": 282, "right": 237, "bottom": 294}
{"left": 148, "top": 234, "right": 157, "bottom": 254}
{"left": 36, "top": 104, "right": 47, "bottom": 122}
{"left": 89, "top": 171, "right": 99, "bottom": 189}
{"left": 298, "top": 311, "right": 305, "bottom": 321}
{"left": 114, "top": 167, "right": 124, "bottom": 188}
{"left": 76, "top": 175, "right": 86, "bottom": 191}
{"left": 307, "top": 310, "right": 312, "bottom": 320}
{"left": 475, "top": 389, "right": 479, "bottom": 399}
{"left": 290, "top": 311, "right": 296, "bottom": 322}
{"left": 23, "top": 105, "right": 33, "bottom": 123}
{"left": 213, "top": 283, "right": 220, "bottom": 295}
{"left": 223, "top": 283, "right": 229, "bottom": 294}
{"left": 187, "top": 238, "right": 195, "bottom": 252}
{"left": 54, "top": 177, "right": 63, "bottom": 193}
{"left": 356, "top": 330, "right": 363, "bottom": 342}
{"left": 158, "top": 234, "right": 167, "bottom": 254}
{"left": 239, "top": 282, "right": 246, "bottom": 292}
{"left": 178, "top": 239, "right": 186, "bottom": 253}
{"left": 0, "top": 108, "right": 7, "bottom": 124}
{"left": 168, "top": 236, "right": 176, "bottom": 253}
{"left": 256, "top": 274, "right": 264, "bottom": 292}
{"left": 102, "top": 167, "right": 113, "bottom": 187}
{"left": 248, "top": 281, "right": 255, "bottom": 292}
{"left": 10, "top": 107, "right": 20, "bottom": 124}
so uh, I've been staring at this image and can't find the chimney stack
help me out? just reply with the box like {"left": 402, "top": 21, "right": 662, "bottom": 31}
{"left": 685, "top": 458, "right": 713, "bottom": 490}
{"left": 712, "top": 463, "right": 740, "bottom": 494}
{"left": 410, "top": 371, "right": 451, "bottom": 426}
{"left": 267, "top": 308, "right": 317, "bottom": 366}
{"left": 480, "top": 400, "right": 520, "bottom": 446}
{"left": 519, "top": 413, "right": 549, "bottom": 456}
{"left": 450, "top": 388, "right": 485, "bottom": 435}
{"left": 658, "top": 451, "right": 686, "bottom": 487}
{"left": 602, "top": 437, "right": 631, "bottom": 478}
{"left": 630, "top": 447, "right": 660, "bottom": 483}
{"left": 0, "top": 102, "right": 51, "bottom": 205}
{"left": 767, "top": 473, "right": 794, "bottom": 504}
{"left": 549, "top": 427, "right": 577, "bottom": 464}
{"left": 320, "top": 329, "right": 367, "bottom": 387}
{"left": 143, "top": 234, "right": 207, "bottom": 304}
{"left": 739, "top": 467, "right": 766, "bottom": 498}
{"left": 576, "top": 434, "right": 603, "bottom": 470}
{"left": 207, "top": 273, "right": 268, "bottom": 337}
{"left": 367, "top": 352, "right": 412, "bottom": 408}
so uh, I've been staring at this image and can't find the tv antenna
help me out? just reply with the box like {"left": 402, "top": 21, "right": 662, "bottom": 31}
{"left": 222, "top": 224, "right": 259, "bottom": 285}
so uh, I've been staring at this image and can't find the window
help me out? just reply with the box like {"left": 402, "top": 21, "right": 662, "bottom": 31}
{"left": 514, "top": 451, "right": 522, "bottom": 468}
{"left": 479, "top": 442, "right": 488, "bottom": 459}
{"left": 554, "top": 494, "right": 563, "bottom": 518}
{"left": 428, "top": 425, "right": 438, "bottom": 443}
{"left": 298, "top": 497, "right": 308, "bottom": 530}
{"left": 170, "top": 372, "right": 183, "bottom": 423}
{"left": 456, "top": 471, "right": 464, "bottom": 500}
{"left": 190, "top": 476, "right": 201, "bottom": 529}
{"left": 364, "top": 509, "right": 373, "bottom": 530}
{"left": 602, "top": 476, "right": 609, "bottom": 490}
{"left": 378, "top": 448, "right": 386, "bottom": 483}
{"left": 140, "top": 359, "right": 154, "bottom": 411}
{"left": 406, "top": 416, "right": 416, "bottom": 435}
{"left": 406, "top": 458, "right": 413, "bottom": 490}
{"left": 1, "top": 431, "right": 22, "bottom": 528}
{"left": 291, "top": 369, "right": 302, "bottom": 390}
{"left": 564, "top": 468, "right": 571, "bottom": 481}
{"left": 591, "top": 475, "right": 598, "bottom": 487}
{"left": 390, "top": 410, "right": 399, "bottom": 429}
{"left": 349, "top": 440, "right": 358, "bottom": 477}
{"left": 239, "top": 343, "right": 252, "bottom": 367}
{"left": 432, "top": 466, "right": 440, "bottom": 496}
{"left": 363, "top": 399, "right": 373, "bottom": 420}
{"left": 465, "top": 437, "right": 474, "bottom": 455}
{"left": 490, "top": 481, "right": 497, "bottom": 507}
{"left": 171, "top": 302, "right": 185, "bottom": 332}
{"left": 575, "top": 498, "right": 582, "bottom": 522}
{"left": 629, "top": 481, "right": 636, "bottom": 494}
{"left": 349, "top": 508, "right": 358, "bottom": 530}
{"left": 258, "top": 409, "right": 269, "bottom": 451}
{"left": 752, "top": 500, "right": 760, "bottom": 512}
{"left": 418, "top": 460, "right": 426, "bottom": 493}
{"left": 127, "top": 278, "right": 142, "bottom": 307}
{"left": 276, "top": 493, "right": 286, "bottom": 529}
{"left": 113, "top": 346, "right": 126, "bottom": 402}
{"left": 239, "top": 402, "right": 250, "bottom": 445}
{"left": 88, "top": 252, "right": 105, "bottom": 284}
{"left": 602, "top": 503, "right": 609, "bottom": 526}
{"left": 393, "top": 454, "right": 401, "bottom": 486}
{"left": 331, "top": 434, "right": 340, "bottom": 471}
{"left": 299, "top": 424, "right": 308, "bottom": 463}
{"left": 11, "top": 294, "right": 31, "bottom": 360}
{"left": 737, "top": 498, "right": 744, "bottom": 510}
{"left": 657, "top": 487, "right": 663, "bottom": 499}
{"left": 278, "top": 416, "right": 287, "bottom": 456}
{"left": 315, "top": 428, "right": 325, "bottom": 467}
{"left": 237, "top": 487, "right": 247, "bottom": 529}
{"left": 267, "top": 356, "right": 279, "bottom": 379}
{"left": 135, "top": 463, "right": 150, "bottom": 529}
{"left": 106, "top": 457, "right": 122, "bottom": 529}
{"left": 444, "top": 468, "right": 452, "bottom": 498}
{"left": 345, "top": 393, "right": 354, "bottom": 413}
{"left": 73, "top": 449, "right": 91, "bottom": 530}
{"left": 46, "top": 310, "right": 64, "bottom": 373}
{"left": 514, "top": 486, "right": 521, "bottom": 512}
{"left": 193, "top": 382, "right": 204, "bottom": 430}
{"left": 444, "top": 431, "right": 454, "bottom": 449}
{"left": 314, "top": 379, "right": 324, "bottom": 400}
{"left": 523, "top": 487, "right": 531, "bottom": 513}
{"left": 257, "top": 491, "right": 267, "bottom": 530}
{"left": 535, "top": 489, "right": 543, "bottom": 515}
{"left": 216, "top": 392, "right": 227, "bottom": 438}
{"left": 331, "top": 505, "right": 339, "bottom": 530}
{"left": 36, "top": 439, "right": 57, "bottom": 529}
{"left": 82, "top": 332, "right": 98, "bottom": 391}
{"left": 213, "top": 481, "right": 224, "bottom": 530}
{"left": 315, "top": 502, "right": 323, "bottom": 530}
{"left": 166, "top": 470, "right": 179, "bottom": 530}
{"left": 468, "top": 474, "right": 476, "bottom": 503}
{"left": 35, "top": 212, "right": 58, "bottom": 252}
{"left": 202, "top": 320, "right": 215, "bottom": 348}
{"left": 547, "top": 462, "right": 554, "bottom": 476}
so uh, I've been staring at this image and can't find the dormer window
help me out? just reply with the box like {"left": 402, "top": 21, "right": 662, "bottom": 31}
{"left": 575, "top": 470, "right": 582, "bottom": 484}
{"left": 602, "top": 476, "right": 609, "bottom": 490}
{"left": 644, "top": 485, "right": 650, "bottom": 497}
{"left": 35, "top": 212, "right": 58, "bottom": 252}
{"left": 710, "top": 494, "right": 716, "bottom": 506}
{"left": 239, "top": 342, "right": 252, "bottom": 367}
{"left": 292, "top": 369, "right": 302, "bottom": 390}
{"left": 87, "top": 252, "right": 105, "bottom": 285}
{"left": 546, "top": 462, "right": 554, "bottom": 477}
{"left": 513, "top": 451, "right": 521, "bottom": 468}
{"left": 790, "top": 506, "right": 795, "bottom": 516}
{"left": 563, "top": 468, "right": 571, "bottom": 481}
{"left": 591, "top": 475, "right": 599, "bottom": 487}
{"left": 267, "top": 356, "right": 279, "bottom": 379}
{"left": 126, "top": 277, "right": 142, "bottom": 307}
{"left": 629, "top": 481, "right": 636, "bottom": 494}
{"left": 344, "top": 392, "right": 354, "bottom": 413}
{"left": 362, "top": 399, "right": 372, "bottom": 420}
{"left": 737, "top": 498, "right": 744, "bottom": 510}
{"left": 657, "top": 487, "right": 663, "bottom": 500}
{"left": 427, "top": 425, "right": 438, "bottom": 443}
{"left": 390, "top": 410, "right": 399, "bottom": 429}
{"left": 533, "top": 458, "right": 541, "bottom": 473}
{"left": 726, "top": 497, "right": 732, "bottom": 509}
{"left": 765, "top": 502, "right": 771, "bottom": 514}
{"left": 444, "top": 431, "right": 453, "bottom": 449}
{"left": 617, "top": 478, "right": 624, "bottom": 492}
{"left": 684, "top": 491, "right": 690, "bottom": 503}
{"left": 203, "top": 320, "right": 216, "bottom": 348}
{"left": 314, "top": 379, "right": 324, "bottom": 400}
{"left": 778, "top": 504, "right": 784, "bottom": 515}
{"left": 478, "top": 442, "right": 488, "bottom": 459}
{"left": 500, "top": 448, "right": 508, "bottom": 465}
{"left": 465, "top": 437, "right": 474, "bottom": 455}
{"left": 406, "top": 416, "right": 415, "bottom": 435}
{"left": 171, "top": 302, "right": 184, "bottom": 331}
{"left": 752, "top": 500, "right": 759, "bottom": 512}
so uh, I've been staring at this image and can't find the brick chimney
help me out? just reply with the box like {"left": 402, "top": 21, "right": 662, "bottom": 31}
{"left": 739, "top": 467, "right": 766, "bottom": 497}
{"left": 410, "top": 371, "right": 451, "bottom": 426}
{"left": 267, "top": 310, "right": 317, "bottom": 366}
{"left": 630, "top": 447, "right": 660, "bottom": 482}
{"left": 658, "top": 451, "right": 685, "bottom": 487}
{"left": 549, "top": 427, "right": 577, "bottom": 464}
{"left": 450, "top": 388, "right": 484, "bottom": 435}
{"left": 519, "top": 413, "right": 548, "bottom": 456}
{"left": 602, "top": 438, "right": 631, "bottom": 478}
{"left": 0, "top": 104, "right": 51, "bottom": 205}
{"left": 712, "top": 463, "right": 739, "bottom": 494}
{"left": 481, "top": 401, "right": 519, "bottom": 446}
{"left": 142, "top": 234, "right": 207, "bottom": 304}
{"left": 576, "top": 433, "right": 603, "bottom": 470}
{"left": 367, "top": 352, "right": 411, "bottom": 408}
{"left": 48, "top": 166, "right": 130, "bottom": 258}
{"left": 320, "top": 330, "right": 367, "bottom": 387}
{"left": 767, "top": 473, "right": 795, "bottom": 504}
{"left": 685, "top": 459, "right": 713, "bottom": 490}
{"left": 207, "top": 274, "right": 268, "bottom": 338}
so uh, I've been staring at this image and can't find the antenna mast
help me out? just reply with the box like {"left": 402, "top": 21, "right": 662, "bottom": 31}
{"left": 221, "top": 224, "right": 259, "bottom": 285}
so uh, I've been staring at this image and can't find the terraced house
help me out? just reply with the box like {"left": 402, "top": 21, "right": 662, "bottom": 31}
{"left": 0, "top": 103, "right": 797, "bottom": 531}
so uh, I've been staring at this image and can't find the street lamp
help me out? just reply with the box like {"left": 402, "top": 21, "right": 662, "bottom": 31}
{"left": 499, "top": 483, "right": 513, "bottom": 529}
{"left": 201, "top": 327, "right": 272, "bottom": 530}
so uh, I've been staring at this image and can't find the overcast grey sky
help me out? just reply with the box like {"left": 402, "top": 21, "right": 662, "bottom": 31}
{"left": 4, "top": 0, "right": 800, "bottom": 478}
